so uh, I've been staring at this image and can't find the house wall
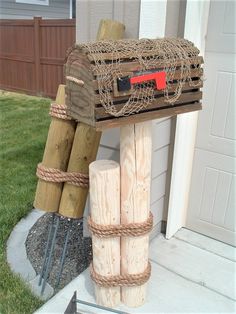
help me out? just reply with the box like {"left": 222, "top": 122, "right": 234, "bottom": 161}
{"left": 76, "top": 0, "right": 141, "bottom": 42}
{"left": 0, "top": 0, "right": 70, "bottom": 19}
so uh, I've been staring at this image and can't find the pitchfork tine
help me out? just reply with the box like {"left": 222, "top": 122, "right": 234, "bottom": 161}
{"left": 39, "top": 213, "right": 55, "bottom": 286}
{"left": 55, "top": 219, "right": 72, "bottom": 288}
{"left": 41, "top": 215, "right": 60, "bottom": 295}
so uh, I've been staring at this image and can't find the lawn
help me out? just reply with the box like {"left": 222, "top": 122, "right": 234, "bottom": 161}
{"left": 0, "top": 91, "right": 51, "bottom": 314}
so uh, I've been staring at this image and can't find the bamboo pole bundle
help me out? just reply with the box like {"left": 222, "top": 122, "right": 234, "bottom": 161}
{"left": 120, "top": 121, "right": 152, "bottom": 307}
{"left": 34, "top": 85, "right": 76, "bottom": 212}
{"left": 58, "top": 19, "right": 125, "bottom": 219}
{"left": 89, "top": 160, "right": 121, "bottom": 307}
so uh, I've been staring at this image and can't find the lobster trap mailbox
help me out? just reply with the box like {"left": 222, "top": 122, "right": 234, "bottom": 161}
{"left": 63, "top": 37, "right": 204, "bottom": 308}
{"left": 65, "top": 38, "right": 203, "bottom": 129}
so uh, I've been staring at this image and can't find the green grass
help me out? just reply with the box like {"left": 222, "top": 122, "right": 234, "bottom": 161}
{"left": 0, "top": 91, "right": 51, "bottom": 314}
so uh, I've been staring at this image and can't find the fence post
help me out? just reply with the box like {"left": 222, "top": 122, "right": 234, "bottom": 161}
{"left": 34, "top": 17, "right": 42, "bottom": 95}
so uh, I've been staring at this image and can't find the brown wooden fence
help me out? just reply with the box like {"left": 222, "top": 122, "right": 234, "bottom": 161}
{"left": 0, "top": 17, "right": 75, "bottom": 98}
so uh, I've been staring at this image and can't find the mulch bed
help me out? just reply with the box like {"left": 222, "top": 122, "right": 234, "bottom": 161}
{"left": 26, "top": 213, "right": 92, "bottom": 291}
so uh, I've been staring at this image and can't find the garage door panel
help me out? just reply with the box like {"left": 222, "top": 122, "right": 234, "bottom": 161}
{"left": 196, "top": 53, "right": 235, "bottom": 157}
{"left": 186, "top": 1, "right": 235, "bottom": 245}
{"left": 188, "top": 149, "right": 235, "bottom": 245}
{"left": 224, "top": 175, "right": 236, "bottom": 232}
{"left": 212, "top": 171, "right": 233, "bottom": 227}
{"left": 206, "top": 1, "right": 236, "bottom": 53}
{"left": 224, "top": 75, "right": 236, "bottom": 140}
{"left": 198, "top": 167, "right": 219, "bottom": 223}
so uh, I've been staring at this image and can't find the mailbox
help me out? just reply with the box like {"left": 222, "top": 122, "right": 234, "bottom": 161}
{"left": 65, "top": 38, "right": 203, "bottom": 130}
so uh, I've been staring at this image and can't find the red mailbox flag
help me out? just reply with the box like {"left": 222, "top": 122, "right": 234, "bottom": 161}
{"left": 130, "top": 71, "right": 166, "bottom": 90}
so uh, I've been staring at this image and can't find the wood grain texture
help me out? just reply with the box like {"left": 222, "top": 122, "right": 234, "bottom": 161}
{"left": 92, "top": 67, "right": 203, "bottom": 90}
{"left": 34, "top": 84, "right": 76, "bottom": 212}
{"left": 89, "top": 160, "right": 121, "bottom": 307}
{"left": 87, "top": 52, "right": 203, "bottom": 63}
{"left": 65, "top": 54, "right": 95, "bottom": 124}
{"left": 94, "top": 80, "right": 203, "bottom": 104}
{"left": 95, "top": 91, "right": 202, "bottom": 119}
{"left": 120, "top": 121, "right": 152, "bottom": 307}
{"left": 58, "top": 123, "right": 101, "bottom": 218}
{"left": 95, "top": 102, "right": 202, "bottom": 131}
{"left": 90, "top": 56, "right": 204, "bottom": 74}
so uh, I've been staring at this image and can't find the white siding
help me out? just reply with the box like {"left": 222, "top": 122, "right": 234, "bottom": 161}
{"left": 76, "top": 0, "right": 140, "bottom": 43}
{"left": 0, "top": 0, "right": 70, "bottom": 19}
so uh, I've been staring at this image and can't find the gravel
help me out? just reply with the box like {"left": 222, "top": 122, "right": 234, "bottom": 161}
{"left": 26, "top": 213, "right": 92, "bottom": 291}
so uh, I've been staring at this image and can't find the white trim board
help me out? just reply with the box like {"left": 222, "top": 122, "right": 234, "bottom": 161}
{"left": 166, "top": 0, "right": 210, "bottom": 239}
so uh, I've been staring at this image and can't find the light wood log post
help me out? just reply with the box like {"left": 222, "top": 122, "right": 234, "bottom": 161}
{"left": 120, "top": 121, "right": 152, "bottom": 307}
{"left": 34, "top": 84, "right": 76, "bottom": 212}
{"left": 58, "top": 19, "right": 125, "bottom": 218}
{"left": 89, "top": 160, "right": 121, "bottom": 307}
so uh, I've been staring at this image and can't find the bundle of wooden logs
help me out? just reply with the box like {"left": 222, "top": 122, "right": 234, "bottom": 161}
{"left": 88, "top": 121, "right": 153, "bottom": 308}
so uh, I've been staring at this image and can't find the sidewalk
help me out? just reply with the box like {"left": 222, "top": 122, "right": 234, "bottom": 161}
{"left": 35, "top": 229, "right": 236, "bottom": 313}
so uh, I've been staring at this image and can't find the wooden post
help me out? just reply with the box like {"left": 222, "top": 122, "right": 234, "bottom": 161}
{"left": 58, "top": 19, "right": 125, "bottom": 218}
{"left": 96, "top": 19, "right": 125, "bottom": 40}
{"left": 120, "top": 121, "right": 152, "bottom": 307}
{"left": 34, "top": 84, "right": 76, "bottom": 212}
{"left": 89, "top": 160, "right": 121, "bottom": 307}
{"left": 59, "top": 124, "right": 101, "bottom": 218}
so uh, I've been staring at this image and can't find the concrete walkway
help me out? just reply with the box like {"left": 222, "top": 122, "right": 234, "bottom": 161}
{"left": 35, "top": 229, "right": 236, "bottom": 313}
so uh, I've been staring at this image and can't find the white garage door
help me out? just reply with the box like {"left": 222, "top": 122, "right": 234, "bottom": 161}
{"left": 186, "top": 0, "right": 236, "bottom": 246}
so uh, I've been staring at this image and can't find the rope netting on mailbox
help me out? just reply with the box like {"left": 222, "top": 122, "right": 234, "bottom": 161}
{"left": 80, "top": 38, "right": 202, "bottom": 117}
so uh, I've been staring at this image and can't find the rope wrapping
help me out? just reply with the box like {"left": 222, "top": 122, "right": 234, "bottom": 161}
{"left": 36, "top": 163, "right": 89, "bottom": 188}
{"left": 88, "top": 212, "right": 153, "bottom": 237}
{"left": 49, "top": 103, "right": 72, "bottom": 120}
{"left": 90, "top": 261, "right": 151, "bottom": 287}
{"left": 66, "top": 75, "right": 84, "bottom": 86}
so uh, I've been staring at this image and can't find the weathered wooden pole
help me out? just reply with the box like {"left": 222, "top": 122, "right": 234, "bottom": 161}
{"left": 58, "top": 19, "right": 125, "bottom": 218}
{"left": 120, "top": 121, "right": 152, "bottom": 307}
{"left": 89, "top": 160, "right": 121, "bottom": 307}
{"left": 34, "top": 84, "right": 76, "bottom": 212}
{"left": 59, "top": 124, "right": 101, "bottom": 218}
{"left": 96, "top": 19, "right": 125, "bottom": 40}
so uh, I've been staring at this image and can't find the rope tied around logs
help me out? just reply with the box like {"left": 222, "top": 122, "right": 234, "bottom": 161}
{"left": 87, "top": 211, "right": 153, "bottom": 237}
{"left": 36, "top": 163, "right": 89, "bottom": 188}
{"left": 49, "top": 103, "right": 72, "bottom": 120}
{"left": 90, "top": 261, "right": 151, "bottom": 287}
